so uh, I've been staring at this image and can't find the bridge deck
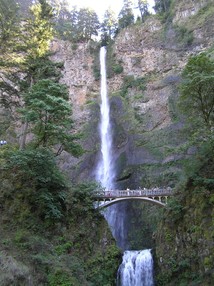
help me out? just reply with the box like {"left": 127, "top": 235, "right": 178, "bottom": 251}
{"left": 93, "top": 188, "right": 173, "bottom": 199}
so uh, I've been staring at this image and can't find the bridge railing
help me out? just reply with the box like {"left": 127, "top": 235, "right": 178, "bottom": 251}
{"left": 93, "top": 187, "right": 173, "bottom": 198}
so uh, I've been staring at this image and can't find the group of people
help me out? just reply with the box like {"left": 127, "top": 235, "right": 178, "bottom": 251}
{"left": 0, "top": 140, "right": 7, "bottom": 146}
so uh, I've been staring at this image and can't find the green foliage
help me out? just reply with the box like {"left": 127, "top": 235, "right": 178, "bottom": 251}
{"left": 0, "top": 0, "right": 20, "bottom": 47}
{"left": 89, "top": 42, "right": 101, "bottom": 80}
{"left": 86, "top": 245, "right": 121, "bottom": 286}
{"left": 156, "top": 137, "right": 214, "bottom": 285}
{"left": 55, "top": 6, "right": 100, "bottom": 42}
{"left": 0, "top": 148, "right": 68, "bottom": 227}
{"left": 0, "top": 0, "right": 61, "bottom": 150}
{"left": 20, "top": 79, "right": 72, "bottom": 148}
{"left": 165, "top": 197, "right": 183, "bottom": 222}
{"left": 48, "top": 269, "right": 78, "bottom": 286}
{"left": 120, "top": 75, "right": 146, "bottom": 97}
{"left": 77, "top": 8, "right": 100, "bottom": 41}
{"left": 112, "top": 63, "right": 124, "bottom": 74}
{"left": 66, "top": 182, "right": 98, "bottom": 218}
{"left": 179, "top": 52, "right": 214, "bottom": 135}
{"left": 137, "top": 0, "right": 150, "bottom": 22}
{"left": 105, "top": 44, "right": 124, "bottom": 78}
{"left": 174, "top": 25, "right": 194, "bottom": 47}
{"left": 118, "top": 0, "right": 135, "bottom": 30}
{"left": 183, "top": 140, "right": 214, "bottom": 187}
{"left": 100, "top": 8, "right": 118, "bottom": 44}
{"left": 154, "top": 0, "right": 172, "bottom": 14}
{"left": 22, "top": 0, "right": 54, "bottom": 59}
{"left": 55, "top": 240, "right": 73, "bottom": 255}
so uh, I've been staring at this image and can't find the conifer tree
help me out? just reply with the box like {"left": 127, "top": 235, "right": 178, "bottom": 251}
{"left": 179, "top": 52, "right": 214, "bottom": 142}
{"left": 0, "top": 0, "right": 20, "bottom": 50}
{"left": 77, "top": 8, "right": 100, "bottom": 41}
{"left": 154, "top": 0, "right": 171, "bottom": 14}
{"left": 137, "top": 0, "right": 149, "bottom": 22}
{"left": 118, "top": 0, "right": 135, "bottom": 30}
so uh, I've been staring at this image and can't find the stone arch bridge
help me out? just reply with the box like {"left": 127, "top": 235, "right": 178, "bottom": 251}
{"left": 93, "top": 187, "right": 173, "bottom": 208}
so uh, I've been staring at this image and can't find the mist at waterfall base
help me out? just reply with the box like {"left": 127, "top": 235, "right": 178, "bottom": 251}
{"left": 95, "top": 46, "right": 154, "bottom": 286}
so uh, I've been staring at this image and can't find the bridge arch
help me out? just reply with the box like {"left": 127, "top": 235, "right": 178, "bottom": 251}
{"left": 95, "top": 197, "right": 166, "bottom": 209}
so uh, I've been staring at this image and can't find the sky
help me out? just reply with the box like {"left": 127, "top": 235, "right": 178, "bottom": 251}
{"left": 68, "top": 0, "right": 155, "bottom": 19}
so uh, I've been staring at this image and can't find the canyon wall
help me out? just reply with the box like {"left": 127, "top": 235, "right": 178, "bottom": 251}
{"left": 50, "top": 0, "right": 214, "bottom": 188}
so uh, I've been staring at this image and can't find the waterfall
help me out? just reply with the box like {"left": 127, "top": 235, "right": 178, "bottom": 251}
{"left": 96, "top": 46, "right": 154, "bottom": 285}
{"left": 96, "top": 46, "right": 114, "bottom": 189}
{"left": 117, "top": 250, "right": 154, "bottom": 286}
{"left": 95, "top": 46, "right": 126, "bottom": 248}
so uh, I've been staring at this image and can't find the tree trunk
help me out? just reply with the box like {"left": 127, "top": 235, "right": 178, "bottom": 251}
{"left": 19, "top": 76, "right": 33, "bottom": 150}
{"left": 19, "top": 121, "right": 28, "bottom": 150}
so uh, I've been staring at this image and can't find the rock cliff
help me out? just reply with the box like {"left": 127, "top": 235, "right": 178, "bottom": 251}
{"left": 51, "top": 0, "right": 214, "bottom": 189}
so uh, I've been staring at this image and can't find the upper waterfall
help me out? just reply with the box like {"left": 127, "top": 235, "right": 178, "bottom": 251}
{"left": 96, "top": 46, "right": 115, "bottom": 189}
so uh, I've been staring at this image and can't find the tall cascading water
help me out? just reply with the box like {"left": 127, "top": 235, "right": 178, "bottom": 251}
{"left": 96, "top": 46, "right": 154, "bottom": 285}
{"left": 95, "top": 46, "right": 126, "bottom": 247}
{"left": 96, "top": 46, "right": 115, "bottom": 189}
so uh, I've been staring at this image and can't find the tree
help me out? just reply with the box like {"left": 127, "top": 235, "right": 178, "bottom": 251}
{"left": 137, "top": 0, "right": 149, "bottom": 22}
{"left": 77, "top": 8, "right": 100, "bottom": 41}
{"left": 118, "top": 0, "right": 135, "bottom": 30}
{"left": 53, "top": 1, "right": 79, "bottom": 41}
{"left": 154, "top": 0, "right": 171, "bottom": 14}
{"left": 0, "top": 0, "right": 20, "bottom": 49}
{"left": 100, "top": 8, "right": 118, "bottom": 43}
{"left": 22, "top": 0, "right": 54, "bottom": 60}
{"left": 179, "top": 52, "right": 214, "bottom": 139}
{"left": 20, "top": 79, "right": 83, "bottom": 156}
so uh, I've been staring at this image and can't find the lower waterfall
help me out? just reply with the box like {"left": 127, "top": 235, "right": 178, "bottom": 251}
{"left": 117, "top": 250, "right": 154, "bottom": 286}
{"left": 96, "top": 46, "right": 154, "bottom": 285}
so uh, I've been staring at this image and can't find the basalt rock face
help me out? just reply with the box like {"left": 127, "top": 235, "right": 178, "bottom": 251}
{"left": 53, "top": 0, "right": 214, "bottom": 188}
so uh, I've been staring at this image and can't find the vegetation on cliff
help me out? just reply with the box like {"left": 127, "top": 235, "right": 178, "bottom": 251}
{"left": 0, "top": 147, "right": 121, "bottom": 285}
{"left": 155, "top": 51, "right": 214, "bottom": 286}
{"left": 155, "top": 141, "right": 214, "bottom": 286}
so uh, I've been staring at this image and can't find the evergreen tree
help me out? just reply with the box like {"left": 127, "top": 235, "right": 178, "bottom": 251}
{"left": 55, "top": 5, "right": 79, "bottom": 41}
{"left": 20, "top": 79, "right": 82, "bottom": 155}
{"left": 100, "top": 8, "right": 118, "bottom": 44}
{"left": 77, "top": 8, "right": 100, "bottom": 41}
{"left": 179, "top": 52, "right": 214, "bottom": 142}
{"left": 0, "top": 0, "right": 20, "bottom": 48}
{"left": 137, "top": 0, "right": 149, "bottom": 22}
{"left": 118, "top": 0, "right": 135, "bottom": 30}
{"left": 154, "top": 0, "right": 171, "bottom": 14}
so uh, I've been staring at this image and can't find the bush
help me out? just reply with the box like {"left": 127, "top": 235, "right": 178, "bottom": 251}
{"left": 120, "top": 75, "right": 146, "bottom": 97}
{"left": 112, "top": 63, "right": 123, "bottom": 74}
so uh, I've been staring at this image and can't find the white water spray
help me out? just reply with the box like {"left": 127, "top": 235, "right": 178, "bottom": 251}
{"left": 96, "top": 46, "right": 114, "bottom": 189}
{"left": 117, "top": 250, "right": 154, "bottom": 286}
